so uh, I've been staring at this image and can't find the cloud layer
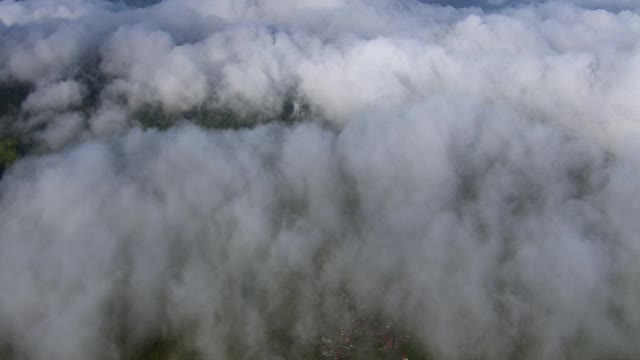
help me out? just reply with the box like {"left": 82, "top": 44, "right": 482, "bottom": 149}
{"left": 1, "top": 0, "right": 640, "bottom": 359}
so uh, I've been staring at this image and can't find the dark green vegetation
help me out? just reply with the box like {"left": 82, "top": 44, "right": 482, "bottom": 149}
{"left": 0, "top": 138, "right": 19, "bottom": 178}
{"left": 133, "top": 99, "right": 307, "bottom": 131}
{"left": 0, "top": 344, "right": 13, "bottom": 360}
{"left": 0, "top": 138, "right": 18, "bottom": 167}
{"left": 98, "top": 333, "right": 428, "bottom": 360}
{"left": 0, "top": 82, "right": 31, "bottom": 118}
{"left": 0, "top": 66, "right": 308, "bottom": 181}
{"left": 111, "top": 324, "right": 430, "bottom": 360}
{"left": 133, "top": 105, "right": 251, "bottom": 131}
{"left": 120, "top": 337, "right": 196, "bottom": 360}
{"left": 0, "top": 291, "right": 431, "bottom": 360}
{"left": 120, "top": 0, "right": 163, "bottom": 7}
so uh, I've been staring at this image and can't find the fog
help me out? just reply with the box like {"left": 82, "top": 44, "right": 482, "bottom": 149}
{"left": 1, "top": 0, "right": 640, "bottom": 359}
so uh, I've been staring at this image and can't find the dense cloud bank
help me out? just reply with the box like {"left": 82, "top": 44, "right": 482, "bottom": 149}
{"left": 1, "top": 0, "right": 640, "bottom": 359}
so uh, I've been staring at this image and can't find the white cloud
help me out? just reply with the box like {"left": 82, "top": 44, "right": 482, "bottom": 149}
{"left": 22, "top": 80, "right": 85, "bottom": 112}
{"left": 1, "top": 0, "right": 640, "bottom": 359}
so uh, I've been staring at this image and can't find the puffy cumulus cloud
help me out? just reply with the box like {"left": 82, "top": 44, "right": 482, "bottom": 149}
{"left": 87, "top": 100, "right": 130, "bottom": 135}
{"left": 1, "top": 100, "right": 639, "bottom": 359}
{"left": 33, "top": 111, "right": 86, "bottom": 150}
{"left": 1, "top": 23, "right": 93, "bottom": 82}
{"left": 22, "top": 80, "right": 85, "bottom": 112}
{"left": 1, "top": 0, "right": 639, "bottom": 135}
{"left": 101, "top": 25, "right": 209, "bottom": 111}
{"left": 1, "top": 0, "right": 640, "bottom": 359}
{"left": 528, "top": 0, "right": 640, "bottom": 11}
{"left": 0, "top": 0, "right": 107, "bottom": 26}
{"left": 425, "top": 0, "right": 640, "bottom": 11}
